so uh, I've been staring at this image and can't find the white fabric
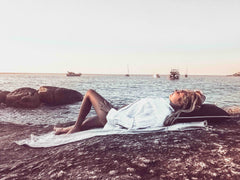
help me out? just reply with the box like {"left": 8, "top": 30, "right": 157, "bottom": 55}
{"left": 15, "top": 121, "right": 207, "bottom": 148}
{"left": 104, "top": 98, "right": 173, "bottom": 130}
{"left": 15, "top": 98, "right": 207, "bottom": 148}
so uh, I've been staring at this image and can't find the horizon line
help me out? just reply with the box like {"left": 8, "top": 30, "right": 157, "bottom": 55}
{"left": 0, "top": 72, "right": 234, "bottom": 76}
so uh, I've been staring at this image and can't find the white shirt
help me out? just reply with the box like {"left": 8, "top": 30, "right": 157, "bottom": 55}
{"left": 104, "top": 98, "right": 173, "bottom": 130}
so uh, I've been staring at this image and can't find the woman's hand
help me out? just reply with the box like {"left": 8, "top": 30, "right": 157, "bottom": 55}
{"left": 99, "top": 100, "right": 113, "bottom": 113}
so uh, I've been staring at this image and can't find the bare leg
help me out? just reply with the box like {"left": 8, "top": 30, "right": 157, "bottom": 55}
{"left": 54, "top": 116, "right": 103, "bottom": 135}
{"left": 66, "top": 89, "right": 112, "bottom": 134}
{"left": 79, "top": 116, "right": 103, "bottom": 131}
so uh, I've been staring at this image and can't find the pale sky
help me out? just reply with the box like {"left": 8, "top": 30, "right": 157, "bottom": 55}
{"left": 0, "top": 0, "right": 240, "bottom": 75}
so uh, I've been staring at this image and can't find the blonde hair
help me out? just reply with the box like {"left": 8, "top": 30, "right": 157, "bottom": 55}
{"left": 164, "top": 90, "right": 206, "bottom": 126}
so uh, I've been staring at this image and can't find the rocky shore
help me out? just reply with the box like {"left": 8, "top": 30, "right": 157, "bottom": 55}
{"left": 0, "top": 86, "right": 83, "bottom": 108}
{"left": 0, "top": 115, "right": 240, "bottom": 179}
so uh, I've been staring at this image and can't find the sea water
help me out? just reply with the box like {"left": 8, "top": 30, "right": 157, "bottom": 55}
{"left": 0, "top": 74, "right": 239, "bottom": 125}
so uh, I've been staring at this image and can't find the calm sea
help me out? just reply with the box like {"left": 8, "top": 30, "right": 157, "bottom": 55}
{"left": 0, "top": 74, "right": 239, "bottom": 125}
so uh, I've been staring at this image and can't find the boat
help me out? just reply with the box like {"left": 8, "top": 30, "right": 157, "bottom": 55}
{"left": 185, "top": 67, "right": 188, "bottom": 78}
{"left": 125, "top": 65, "right": 130, "bottom": 77}
{"left": 233, "top": 72, "right": 240, "bottom": 76}
{"left": 66, "top": 71, "right": 82, "bottom": 77}
{"left": 153, "top": 74, "right": 160, "bottom": 78}
{"left": 169, "top": 69, "right": 180, "bottom": 80}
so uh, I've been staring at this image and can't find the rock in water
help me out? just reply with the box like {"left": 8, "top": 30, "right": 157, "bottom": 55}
{"left": 5, "top": 88, "right": 40, "bottom": 108}
{"left": 0, "top": 90, "right": 10, "bottom": 103}
{"left": 38, "top": 86, "right": 83, "bottom": 106}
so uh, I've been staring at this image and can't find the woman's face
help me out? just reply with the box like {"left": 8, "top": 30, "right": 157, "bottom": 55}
{"left": 169, "top": 90, "right": 185, "bottom": 107}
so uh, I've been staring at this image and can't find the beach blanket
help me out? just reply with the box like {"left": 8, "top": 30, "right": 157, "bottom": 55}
{"left": 16, "top": 121, "right": 207, "bottom": 148}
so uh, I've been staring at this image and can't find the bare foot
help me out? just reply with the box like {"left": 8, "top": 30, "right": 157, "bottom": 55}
{"left": 67, "top": 126, "right": 81, "bottom": 134}
{"left": 53, "top": 126, "right": 73, "bottom": 135}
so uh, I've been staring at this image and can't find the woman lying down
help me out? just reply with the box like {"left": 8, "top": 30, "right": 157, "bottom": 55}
{"left": 54, "top": 89, "right": 206, "bottom": 135}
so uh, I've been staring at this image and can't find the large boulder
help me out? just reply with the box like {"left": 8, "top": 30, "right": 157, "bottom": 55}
{"left": 38, "top": 86, "right": 83, "bottom": 106}
{"left": 1, "top": 117, "right": 240, "bottom": 179}
{"left": 0, "top": 90, "right": 10, "bottom": 103}
{"left": 6, "top": 88, "right": 40, "bottom": 108}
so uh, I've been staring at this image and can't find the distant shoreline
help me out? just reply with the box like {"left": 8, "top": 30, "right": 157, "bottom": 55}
{"left": 0, "top": 72, "right": 236, "bottom": 76}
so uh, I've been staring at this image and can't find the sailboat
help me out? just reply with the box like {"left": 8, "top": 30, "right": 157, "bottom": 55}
{"left": 153, "top": 74, "right": 160, "bottom": 78}
{"left": 185, "top": 67, "right": 188, "bottom": 78}
{"left": 125, "top": 65, "right": 130, "bottom": 77}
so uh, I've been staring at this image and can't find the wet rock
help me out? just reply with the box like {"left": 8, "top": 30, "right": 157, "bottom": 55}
{"left": 5, "top": 88, "right": 40, "bottom": 108}
{"left": 0, "top": 90, "right": 10, "bottom": 103}
{"left": 223, "top": 106, "right": 240, "bottom": 116}
{"left": 57, "top": 170, "right": 66, "bottom": 178}
{"left": 1, "top": 118, "right": 240, "bottom": 179}
{"left": 109, "top": 170, "right": 118, "bottom": 175}
{"left": 126, "top": 167, "right": 135, "bottom": 173}
{"left": 0, "top": 103, "right": 7, "bottom": 109}
{"left": 38, "top": 86, "right": 83, "bottom": 106}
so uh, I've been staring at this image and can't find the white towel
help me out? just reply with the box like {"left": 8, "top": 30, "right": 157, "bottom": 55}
{"left": 15, "top": 121, "right": 207, "bottom": 148}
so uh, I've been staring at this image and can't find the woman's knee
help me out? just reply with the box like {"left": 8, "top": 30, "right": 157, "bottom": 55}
{"left": 86, "top": 89, "right": 96, "bottom": 97}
